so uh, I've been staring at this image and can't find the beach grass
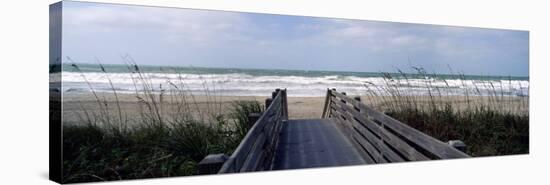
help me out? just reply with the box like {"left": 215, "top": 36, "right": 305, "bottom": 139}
{"left": 362, "top": 67, "right": 529, "bottom": 156}
{"left": 62, "top": 61, "right": 263, "bottom": 183}
{"left": 60, "top": 61, "right": 529, "bottom": 182}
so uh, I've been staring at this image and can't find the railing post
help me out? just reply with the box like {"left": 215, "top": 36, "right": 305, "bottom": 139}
{"left": 447, "top": 140, "right": 467, "bottom": 153}
{"left": 322, "top": 88, "right": 332, "bottom": 118}
{"left": 248, "top": 113, "right": 261, "bottom": 126}
{"left": 283, "top": 89, "right": 288, "bottom": 120}
{"left": 353, "top": 96, "right": 361, "bottom": 112}
{"left": 272, "top": 88, "right": 280, "bottom": 99}
{"left": 269, "top": 88, "right": 280, "bottom": 109}
{"left": 340, "top": 92, "right": 347, "bottom": 104}
{"left": 265, "top": 98, "right": 273, "bottom": 109}
{"left": 198, "top": 154, "right": 229, "bottom": 175}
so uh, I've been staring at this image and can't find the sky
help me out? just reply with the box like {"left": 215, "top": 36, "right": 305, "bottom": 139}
{"left": 62, "top": 1, "right": 529, "bottom": 76}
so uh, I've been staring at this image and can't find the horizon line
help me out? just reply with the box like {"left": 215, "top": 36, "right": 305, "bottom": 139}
{"left": 64, "top": 62, "right": 530, "bottom": 78}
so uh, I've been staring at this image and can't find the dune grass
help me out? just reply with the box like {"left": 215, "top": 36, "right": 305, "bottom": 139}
{"left": 62, "top": 61, "right": 263, "bottom": 183}
{"left": 61, "top": 61, "right": 529, "bottom": 182}
{"left": 362, "top": 67, "right": 529, "bottom": 156}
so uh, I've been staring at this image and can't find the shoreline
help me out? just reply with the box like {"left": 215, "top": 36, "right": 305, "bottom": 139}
{"left": 62, "top": 92, "right": 529, "bottom": 124}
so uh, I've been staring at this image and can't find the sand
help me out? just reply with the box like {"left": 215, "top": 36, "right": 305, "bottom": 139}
{"left": 61, "top": 93, "right": 328, "bottom": 124}
{"left": 61, "top": 92, "right": 528, "bottom": 125}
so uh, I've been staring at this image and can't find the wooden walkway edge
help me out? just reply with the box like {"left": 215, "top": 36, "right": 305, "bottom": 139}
{"left": 199, "top": 88, "right": 470, "bottom": 174}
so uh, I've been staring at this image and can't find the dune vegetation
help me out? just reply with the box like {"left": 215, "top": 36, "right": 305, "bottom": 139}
{"left": 62, "top": 62, "right": 262, "bottom": 183}
{"left": 61, "top": 62, "right": 529, "bottom": 182}
{"left": 361, "top": 68, "right": 529, "bottom": 156}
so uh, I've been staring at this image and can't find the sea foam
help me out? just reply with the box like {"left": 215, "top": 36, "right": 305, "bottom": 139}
{"left": 61, "top": 71, "right": 529, "bottom": 97}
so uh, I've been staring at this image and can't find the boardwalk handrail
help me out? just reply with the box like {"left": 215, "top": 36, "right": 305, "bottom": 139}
{"left": 218, "top": 89, "right": 288, "bottom": 173}
{"left": 322, "top": 89, "right": 469, "bottom": 163}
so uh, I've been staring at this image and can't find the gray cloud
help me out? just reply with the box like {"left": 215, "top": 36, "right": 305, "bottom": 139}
{"left": 62, "top": 1, "right": 529, "bottom": 76}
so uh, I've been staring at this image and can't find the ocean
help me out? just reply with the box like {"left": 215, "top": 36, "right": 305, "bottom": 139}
{"left": 59, "top": 63, "right": 529, "bottom": 97}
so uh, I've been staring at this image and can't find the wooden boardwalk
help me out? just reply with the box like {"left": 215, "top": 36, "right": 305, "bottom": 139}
{"left": 198, "top": 89, "right": 470, "bottom": 174}
{"left": 273, "top": 119, "right": 365, "bottom": 170}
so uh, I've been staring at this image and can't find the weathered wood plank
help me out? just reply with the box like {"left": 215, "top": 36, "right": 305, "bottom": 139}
{"left": 330, "top": 98, "right": 349, "bottom": 120}
{"left": 333, "top": 100, "right": 405, "bottom": 162}
{"left": 322, "top": 89, "right": 332, "bottom": 118}
{"left": 350, "top": 128, "right": 387, "bottom": 163}
{"left": 330, "top": 109, "right": 354, "bottom": 139}
{"left": 329, "top": 101, "right": 343, "bottom": 117}
{"left": 272, "top": 119, "right": 367, "bottom": 170}
{"left": 330, "top": 114, "right": 374, "bottom": 162}
{"left": 229, "top": 119, "right": 266, "bottom": 171}
{"left": 328, "top": 106, "right": 341, "bottom": 121}
{"left": 364, "top": 107, "right": 468, "bottom": 159}
{"left": 351, "top": 121, "right": 404, "bottom": 162}
{"left": 333, "top": 99, "right": 431, "bottom": 161}
{"left": 330, "top": 90, "right": 469, "bottom": 159}
{"left": 349, "top": 110, "right": 429, "bottom": 161}
{"left": 348, "top": 135, "right": 376, "bottom": 164}
{"left": 349, "top": 109, "right": 429, "bottom": 161}
{"left": 219, "top": 89, "right": 288, "bottom": 173}
{"left": 264, "top": 109, "right": 282, "bottom": 152}
{"left": 240, "top": 132, "right": 267, "bottom": 172}
{"left": 329, "top": 118, "right": 377, "bottom": 164}
{"left": 218, "top": 158, "right": 236, "bottom": 173}
{"left": 329, "top": 103, "right": 354, "bottom": 135}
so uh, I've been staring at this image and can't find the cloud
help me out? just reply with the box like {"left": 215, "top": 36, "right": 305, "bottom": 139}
{"left": 62, "top": 1, "right": 528, "bottom": 76}
{"left": 64, "top": 2, "right": 253, "bottom": 45}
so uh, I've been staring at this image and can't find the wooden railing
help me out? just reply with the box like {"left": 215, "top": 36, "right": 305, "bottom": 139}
{"left": 218, "top": 89, "right": 288, "bottom": 173}
{"left": 322, "top": 89, "right": 469, "bottom": 163}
